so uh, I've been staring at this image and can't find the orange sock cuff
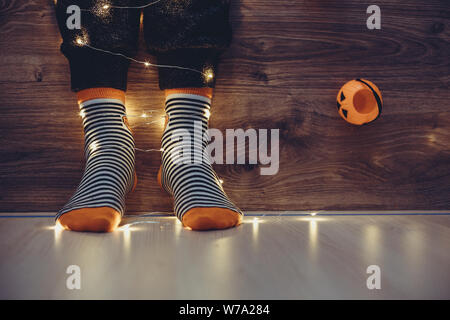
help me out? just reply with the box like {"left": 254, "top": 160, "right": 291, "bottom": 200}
{"left": 164, "top": 87, "right": 213, "bottom": 99}
{"left": 77, "top": 88, "right": 125, "bottom": 104}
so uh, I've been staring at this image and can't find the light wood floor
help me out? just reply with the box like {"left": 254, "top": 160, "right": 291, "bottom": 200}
{"left": 0, "top": 212, "right": 449, "bottom": 299}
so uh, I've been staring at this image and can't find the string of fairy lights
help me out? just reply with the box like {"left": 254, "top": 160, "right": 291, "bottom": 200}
{"left": 69, "top": 0, "right": 215, "bottom": 157}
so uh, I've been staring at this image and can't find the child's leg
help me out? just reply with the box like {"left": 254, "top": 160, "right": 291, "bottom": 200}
{"left": 54, "top": 1, "right": 140, "bottom": 232}
{"left": 144, "top": 1, "right": 242, "bottom": 230}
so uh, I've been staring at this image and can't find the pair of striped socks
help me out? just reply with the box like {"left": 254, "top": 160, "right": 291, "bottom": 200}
{"left": 57, "top": 88, "right": 242, "bottom": 232}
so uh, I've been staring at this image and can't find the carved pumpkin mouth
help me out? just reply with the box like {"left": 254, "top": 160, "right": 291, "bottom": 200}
{"left": 353, "top": 88, "right": 378, "bottom": 114}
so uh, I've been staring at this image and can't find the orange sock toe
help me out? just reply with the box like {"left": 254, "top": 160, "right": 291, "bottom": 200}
{"left": 182, "top": 207, "right": 242, "bottom": 231}
{"left": 58, "top": 207, "right": 121, "bottom": 233}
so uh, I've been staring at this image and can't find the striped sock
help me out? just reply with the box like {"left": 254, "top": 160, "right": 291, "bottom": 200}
{"left": 158, "top": 88, "right": 242, "bottom": 230}
{"left": 57, "top": 88, "right": 136, "bottom": 232}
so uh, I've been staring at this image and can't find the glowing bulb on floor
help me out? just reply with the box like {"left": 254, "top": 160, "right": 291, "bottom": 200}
{"left": 310, "top": 212, "right": 317, "bottom": 216}
{"left": 53, "top": 220, "right": 64, "bottom": 242}
{"left": 55, "top": 220, "right": 65, "bottom": 231}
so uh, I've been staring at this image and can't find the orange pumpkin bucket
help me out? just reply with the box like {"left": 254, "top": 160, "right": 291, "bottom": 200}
{"left": 337, "top": 79, "right": 383, "bottom": 125}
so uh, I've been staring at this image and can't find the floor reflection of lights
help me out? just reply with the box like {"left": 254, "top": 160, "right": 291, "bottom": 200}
{"left": 119, "top": 220, "right": 161, "bottom": 249}
{"left": 44, "top": 221, "right": 64, "bottom": 246}
{"left": 243, "top": 217, "right": 265, "bottom": 242}
{"left": 298, "top": 217, "right": 329, "bottom": 222}
{"left": 298, "top": 215, "right": 329, "bottom": 261}
{"left": 118, "top": 220, "right": 160, "bottom": 230}
{"left": 363, "top": 225, "right": 381, "bottom": 261}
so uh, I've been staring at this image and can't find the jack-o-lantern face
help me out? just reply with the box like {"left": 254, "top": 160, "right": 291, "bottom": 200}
{"left": 337, "top": 79, "right": 383, "bottom": 125}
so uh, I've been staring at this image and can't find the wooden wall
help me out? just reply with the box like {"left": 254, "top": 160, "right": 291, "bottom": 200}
{"left": 0, "top": 0, "right": 449, "bottom": 213}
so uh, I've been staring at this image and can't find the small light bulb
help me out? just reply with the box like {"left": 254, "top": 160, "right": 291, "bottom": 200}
{"left": 218, "top": 179, "right": 224, "bottom": 184}
{"left": 55, "top": 220, "right": 64, "bottom": 231}
{"left": 93, "top": 2, "right": 111, "bottom": 17}
{"left": 141, "top": 113, "right": 148, "bottom": 118}
{"left": 75, "top": 37, "right": 84, "bottom": 46}
{"left": 310, "top": 212, "right": 317, "bottom": 216}
{"left": 144, "top": 61, "right": 150, "bottom": 67}
{"left": 90, "top": 142, "right": 99, "bottom": 152}
{"left": 204, "top": 109, "right": 211, "bottom": 119}
{"left": 204, "top": 70, "right": 214, "bottom": 81}
{"left": 79, "top": 110, "right": 85, "bottom": 118}
{"left": 159, "top": 148, "right": 165, "bottom": 152}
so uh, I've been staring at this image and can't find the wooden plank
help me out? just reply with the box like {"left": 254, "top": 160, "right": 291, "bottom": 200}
{"left": 0, "top": 0, "right": 449, "bottom": 213}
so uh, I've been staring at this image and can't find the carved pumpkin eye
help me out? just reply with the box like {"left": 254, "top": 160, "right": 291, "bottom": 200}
{"left": 337, "top": 90, "right": 346, "bottom": 109}
{"left": 341, "top": 108, "right": 348, "bottom": 118}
